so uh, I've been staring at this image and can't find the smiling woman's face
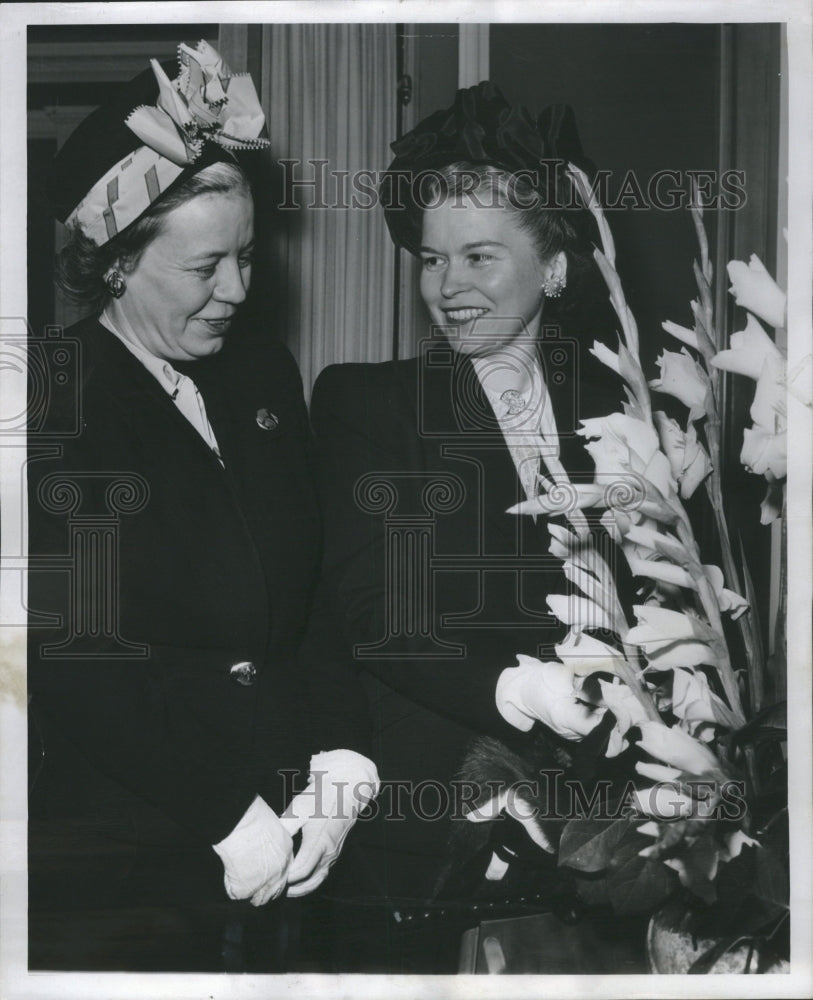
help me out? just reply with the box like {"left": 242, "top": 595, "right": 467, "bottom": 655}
{"left": 419, "top": 195, "right": 556, "bottom": 356}
{"left": 112, "top": 192, "right": 255, "bottom": 361}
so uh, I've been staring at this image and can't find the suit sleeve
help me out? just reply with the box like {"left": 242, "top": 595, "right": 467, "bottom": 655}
{"left": 310, "top": 363, "right": 529, "bottom": 743}
{"left": 295, "top": 579, "right": 374, "bottom": 758}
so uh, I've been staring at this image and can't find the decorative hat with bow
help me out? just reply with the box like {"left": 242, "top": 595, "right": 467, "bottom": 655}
{"left": 381, "top": 81, "right": 596, "bottom": 256}
{"left": 48, "top": 41, "right": 270, "bottom": 246}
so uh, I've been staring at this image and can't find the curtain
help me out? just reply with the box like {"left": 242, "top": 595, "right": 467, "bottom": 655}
{"left": 259, "top": 24, "right": 398, "bottom": 396}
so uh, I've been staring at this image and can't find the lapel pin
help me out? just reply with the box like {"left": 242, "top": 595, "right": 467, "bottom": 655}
{"left": 256, "top": 408, "right": 279, "bottom": 431}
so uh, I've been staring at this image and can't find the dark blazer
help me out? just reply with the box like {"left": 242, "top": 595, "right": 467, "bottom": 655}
{"left": 310, "top": 333, "right": 624, "bottom": 901}
{"left": 27, "top": 316, "right": 368, "bottom": 961}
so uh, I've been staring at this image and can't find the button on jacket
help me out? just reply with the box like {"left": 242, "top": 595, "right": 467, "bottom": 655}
{"left": 27, "top": 317, "right": 367, "bottom": 890}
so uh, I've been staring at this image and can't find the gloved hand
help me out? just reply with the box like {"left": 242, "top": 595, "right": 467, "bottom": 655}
{"left": 280, "top": 749, "right": 380, "bottom": 897}
{"left": 212, "top": 795, "right": 294, "bottom": 906}
{"left": 466, "top": 787, "right": 554, "bottom": 881}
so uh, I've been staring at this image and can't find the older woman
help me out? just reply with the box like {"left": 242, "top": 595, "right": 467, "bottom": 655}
{"left": 309, "top": 83, "right": 625, "bottom": 971}
{"left": 27, "top": 42, "right": 376, "bottom": 972}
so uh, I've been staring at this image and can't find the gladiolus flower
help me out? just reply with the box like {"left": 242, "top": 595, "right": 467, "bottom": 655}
{"left": 636, "top": 720, "right": 719, "bottom": 773}
{"left": 741, "top": 427, "right": 787, "bottom": 480}
{"left": 618, "top": 522, "right": 686, "bottom": 564}
{"left": 508, "top": 482, "right": 605, "bottom": 517}
{"left": 760, "top": 481, "right": 784, "bottom": 525}
{"left": 661, "top": 319, "right": 700, "bottom": 352}
{"left": 702, "top": 565, "right": 749, "bottom": 619}
{"left": 653, "top": 412, "right": 712, "bottom": 499}
{"left": 630, "top": 784, "right": 695, "bottom": 820}
{"left": 649, "top": 349, "right": 711, "bottom": 420}
{"left": 749, "top": 353, "right": 787, "bottom": 433}
{"left": 711, "top": 314, "right": 787, "bottom": 485}
{"left": 727, "top": 254, "right": 786, "bottom": 329}
{"left": 578, "top": 412, "right": 676, "bottom": 500}
{"left": 711, "top": 314, "right": 784, "bottom": 381}
{"left": 497, "top": 653, "right": 606, "bottom": 739}
{"left": 636, "top": 761, "right": 683, "bottom": 783}
{"left": 546, "top": 594, "right": 613, "bottom": 632}
{"left": 626, "top": 606, "right": 718, "bottom": 669}
{"left": 626, "top": 557, "right": 694, "bottom": 590}
{"left": 722, "top": 830, "right": 760, "bottom": 861}
{"left": 555, "top": 630, "right": 626, "bottom": 677}
{"left": 671, "top": 668, "right": 729, "bottom": 725}
{"left": 599, "top": 678, "right": 650, "bottom": 757}
{"left": 590, "top": 340, "right": 621, "bottom": 375}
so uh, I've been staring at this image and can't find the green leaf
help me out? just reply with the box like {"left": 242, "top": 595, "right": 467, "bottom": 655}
{"left": 754, "top": 846, "right": 789, "bottom": 912}
{"left": 738, "top": 535, "right": 767, "bottom": 714}
{"left": 558, "top": 817, "right": 633, "bottom": 872}
{"left": 605, "top": 848, "right": 676, "bottom": 914}
{"left": 574, "top": 874, "right": 612, "bottom": 906}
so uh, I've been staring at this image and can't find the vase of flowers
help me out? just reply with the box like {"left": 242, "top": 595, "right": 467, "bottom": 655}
{"left": 450, "top": 169, "right": 800, "bottom": 972}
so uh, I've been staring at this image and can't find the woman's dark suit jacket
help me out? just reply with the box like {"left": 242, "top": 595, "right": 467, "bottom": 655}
{"left": 310, "top": 334, "right": 624, "bottom": 902}
{"left": 27, "top": 316, "right": 367, "bottom": 966}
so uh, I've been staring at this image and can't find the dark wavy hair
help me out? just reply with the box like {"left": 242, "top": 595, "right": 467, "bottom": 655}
{"left": 56, "top": 161, "right": 252, "bottom": 313}
{"left": 422, "top": 162, "right": 593, "bottom": 310}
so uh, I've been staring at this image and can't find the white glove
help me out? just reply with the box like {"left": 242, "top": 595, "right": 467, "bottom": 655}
{"left": 212, "top": 795, "right": 293, "bottom": 907}
{"left": 280, "top": 749, "right": 379, "bottom": 898}
{"left": 466, "top": 789, "right": 554, "bottom": 882}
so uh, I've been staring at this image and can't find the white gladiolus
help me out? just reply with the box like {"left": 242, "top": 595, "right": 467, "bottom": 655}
{"left": 711, "top": 314, "right": 784, "bottom": 381}
{"left": 702, "top": 565, "right": 749, "bottom": 619}
{"left": 671, "top": 667, "right": 729, "bottom": 724}
{"left": 661, "top": 319, "right": 700, "bottom": 351}
{"left": 627, "top": 605, "right": 717, "bottom": 669}
{"left": 590, "top": 340, "right": 622, "bottom": 375}
{"left": 547, "top": 594, "right": 613, "bottom": 632}
{"left": 630, "top": 784, "right": 695, "bottom": 820}
{"left": 649, "top": 349, "right": 711, "bottom": 419}
{"left": 579, "top": 412, "right": 676, "bottom": 500}
{"left": 636, "top": 761, "right": 683, "bottom": 783}
{"left": 626, "top": 557, "right": 695, "bottom": 590}
{"left": 620, "top": 522, "right": 685, "bottom": 563}
{"left": 503, "top": 653, "right": 607, "bottom": 740}
{"left": 636, "top": 720, "right": 719, "bottom": 773}
{"left": 599, "top": 678, "right": 650, "bottom": 758}
{"left": 741, "top": 427, "right": 787, "bottom": 480}
{"left": 749, "top": 353, "right": 787, "bottom": 433}
{"left": 555, "top": 630, "right": 626, "bottom": 677}
{"left": 727, "top": 254, "right": 787, "bottom": 329}
{"left": 711, "top": 314, "right": 787, "bottom": 486}
{"left": 652, "top": 412, "right": 713, "bottom": 500}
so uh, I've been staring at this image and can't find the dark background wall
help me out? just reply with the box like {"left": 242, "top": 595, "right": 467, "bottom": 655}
{"left": 486, "top": 21, "right": 781, "bottom": 649}
{"left": 491, "top": 23, "right": 721, "bottom": 374}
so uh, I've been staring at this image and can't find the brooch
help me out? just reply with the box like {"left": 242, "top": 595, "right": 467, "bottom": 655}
{"left": 500, "top": 389, "right": 527, "bottom": 415}
{"left": 256, "top": 408, "right": 279, "bottom": 431}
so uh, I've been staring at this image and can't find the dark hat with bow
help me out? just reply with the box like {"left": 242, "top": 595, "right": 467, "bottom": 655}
{"left": 381, "top": 81, "right": 595, "bottom": 255}
{"left": 48, "top": 40, "right": 269, "bottom": 246}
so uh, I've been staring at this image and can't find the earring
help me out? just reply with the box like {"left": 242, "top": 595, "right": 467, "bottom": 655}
{"left": 104, "top": 269, "right": 126, "bottom": 299}
{"left": 543, "top": 274, "right": 566, "bottom": 299}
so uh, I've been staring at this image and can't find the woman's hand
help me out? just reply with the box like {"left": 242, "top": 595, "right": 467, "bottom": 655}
{"left": 280, "top": 750, "right": 380, "bottom": 897}
{"left": 212, "top": 796, "right": 294, "bottom": 906}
